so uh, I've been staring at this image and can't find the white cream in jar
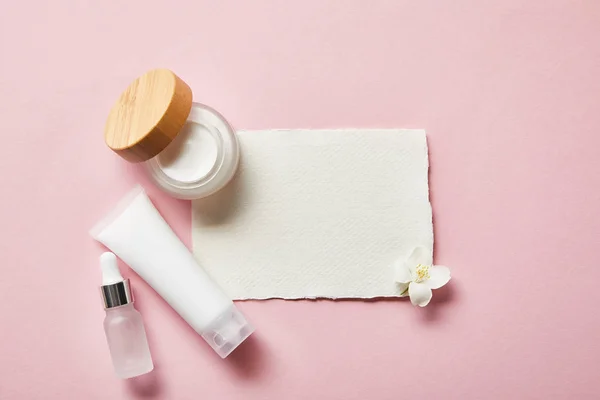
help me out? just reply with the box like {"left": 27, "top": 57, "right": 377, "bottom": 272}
{"left": 104, "top": 69, "right": 239, "bottom": 199}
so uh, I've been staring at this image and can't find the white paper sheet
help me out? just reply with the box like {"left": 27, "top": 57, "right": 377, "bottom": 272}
{"left": 192, "top": 129, "right": 432, "bottom": 299}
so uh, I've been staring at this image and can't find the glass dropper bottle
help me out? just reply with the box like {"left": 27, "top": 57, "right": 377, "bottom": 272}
{"left": 100, "top": 252, "right": 154, "bottom": 379}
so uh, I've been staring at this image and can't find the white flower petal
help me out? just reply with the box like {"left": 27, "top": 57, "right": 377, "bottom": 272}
{"left": 406, "top": 246, "right": 433, "bottom": 268}
{"left": 394, "top": 261, "right": 412, "bottom": 284}
{"left": 409, "top": 281, "right": 433, "bottom": 307}
{"left": 426, "top": 265, "right": 451, "bottom": 290}
{"left": 397, "top": 282, "right": 410, "bottom": 297}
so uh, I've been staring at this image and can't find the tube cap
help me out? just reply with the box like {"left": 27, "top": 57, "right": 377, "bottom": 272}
{"left": 201, "top": 305, "right": 255, "bottom": 358}
{"left": 104, "top": 69, "right": 193, "bottom": 163}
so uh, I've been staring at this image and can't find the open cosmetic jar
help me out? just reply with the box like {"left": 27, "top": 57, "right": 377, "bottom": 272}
{"left": 104, "top": 69, "right": 239, "bottom": 199}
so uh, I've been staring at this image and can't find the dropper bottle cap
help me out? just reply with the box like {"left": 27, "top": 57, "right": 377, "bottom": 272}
{"left": 100, "top": 252, "right": 133, "bottom": 309}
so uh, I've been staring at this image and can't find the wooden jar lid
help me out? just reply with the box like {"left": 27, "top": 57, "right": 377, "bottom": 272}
{"left": 104, "top": 69, "right": 193, "bottom": 162}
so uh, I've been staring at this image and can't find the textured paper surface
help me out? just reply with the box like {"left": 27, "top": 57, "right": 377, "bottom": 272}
{"left": 192, "top": 129, "right": 432, "bottom": 299}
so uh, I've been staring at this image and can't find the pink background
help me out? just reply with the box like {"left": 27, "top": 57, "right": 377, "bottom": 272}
{"left": 1, "top": 1, "right": 599, "bottom": 399}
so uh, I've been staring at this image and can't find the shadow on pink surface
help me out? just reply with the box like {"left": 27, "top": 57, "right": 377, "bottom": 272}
{"left": 420, "top": 282, "right": 458, "bottom": 323}
{"left": 225, "top": 334, "right": 268, "bottom": 379}
{"left": 126, "top": 367, "right": 163, "bottom": 398}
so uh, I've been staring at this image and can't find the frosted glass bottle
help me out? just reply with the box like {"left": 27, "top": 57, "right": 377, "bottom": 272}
{"left": 104, "top": 304, "right": 153, "bottom": 379}
{"left": 100, "top": 252, "right": 154, "bottom": 379}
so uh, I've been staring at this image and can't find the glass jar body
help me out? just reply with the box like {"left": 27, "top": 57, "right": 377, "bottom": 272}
{"left": 146, "top": 103, "right": 239, "bottom": 200}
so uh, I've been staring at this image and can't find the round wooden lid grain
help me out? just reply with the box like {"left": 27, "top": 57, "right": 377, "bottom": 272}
{"left": 104, "top": 69, "right": 193, "bottom": 162}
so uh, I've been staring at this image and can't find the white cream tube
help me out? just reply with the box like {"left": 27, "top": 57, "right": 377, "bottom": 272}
{"left": 90, "top": 186, "right": 253, "bottom": 358}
